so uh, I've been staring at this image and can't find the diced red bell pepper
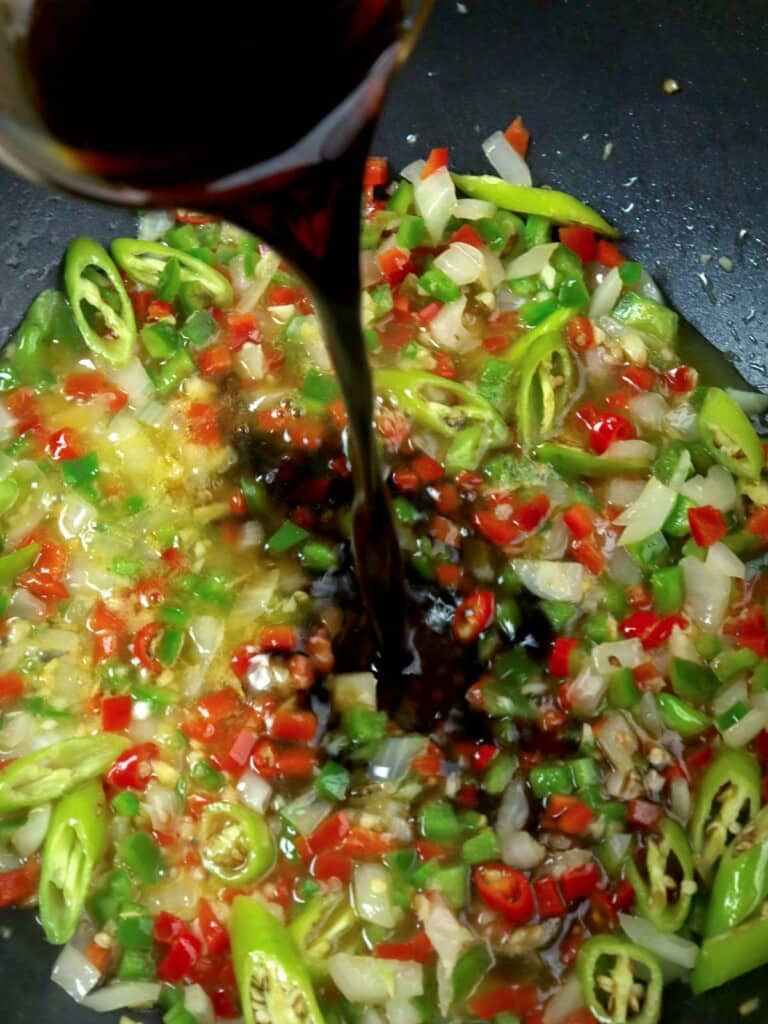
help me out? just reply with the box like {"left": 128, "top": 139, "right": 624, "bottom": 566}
{"left": 571, "top": 536, "right": 605, "bottom": 575}
{"left": 378, "top": 246, "right": 414, "bottom": 287}
{"left": 473, "top": 509, "right": 519, "bottom": 546}
{"left": 746, "top": 507, "right": 768, "bottom": 540}
{"left": 411, "top": 454, "right": 444, "bottom": 483}
{"left": 64, "top": 371, "right": 127, "bottom": 413}
{"left": 663, "top": 365, "right": 698, "bottom": 394}
{"left": 421, "top": 147, "right": 449, "bottom": 178}
{"left": 0, "top": 672, "right": 24, "bottom": 704}
{"left": 620, "top": 365, "right": 656, "bottom": 392}
{"left": 268, "top": 709, "right": 317, "bottom": 743}
{"left": 417, "top": 300, "right": 442, "bottom": 324}
{"left": 304, "top": 812, "right": 351, "bottom": 857}
{"left": 560, "top": 860, "right": 602, "bottom": 901}
{"left": 473, "top": 863, "right": 535, "bottom": 923}
{"left": 375, "top": 930, "right": 433, "bottom": 963}
{"left": 596, "top": 240, "right": 626, "bottom": 267}
{"left": 453, "top": 590, "right": 496, "bottom": 644}
{"left": 197, "top": 688, "right": 241, "bottom": 721}
{"left": 157, "top": 930, "right": 203, "bottom": 983}
{"left": 259, "top": 626, "right": 297, "bottom": 653}
{"left": 563, "top": 503, "right": 595, "bottom": 539}
{"left": 187, "top": 402, "right": 221, "bottom": 446}
{"left": 102, "top": 695, "right": 132, "bottom": 733}
{"left": 542, "top": 795, "right": 595, "bottom": 836}
{"left": 311, "top": 852, "right": 353, "bottom": 884}
{"left": 468, "top": 984, "right": 537, "bottom": 1021}
{"left": 576, "top": 404, "right": 636, "bottom": 454}
{"left": 133, "top": 622, "right": 162, "bottom": 673}
{"left": 619, "top": 611, "right": 688, "bottom": 650}
{"left": 559, "top": 226, "right": 596, "bottom": 263}
{"left": 226, "top": 728, "right": 257, "bottom": 770}
{"left": 363, "top": 156, "right": 388, "bottom": 187}
{"left": 549, "top": 637, "right": 579, "bottom": 678}
{"left": 197, "top": 345, "right": 233, "bottom": 377}
{"left": 198, "top": 900, "right": 230, "bottom": 957}
{"left": 335, "top": 826, "right": 394, "bottom": 858}
{"left": 449, "top": 223, "right": 485, "bottom": 249}
{"left": 687, "top": 505, "right": 727, "bottom": 547}
{"left": 534, "top": 876, "right": 567, "bottom": 917}
{"left": 513, "top": 494, "right": 550, "bottom": 532}
{"left": 45, "top": 427, "right": 82, "bottom": 461}
{"left": 503, "top": 115, "right": 530, "bottom": 157}
{"left": 107, "top": 742, "right": 157, "bottom": 791}
{"left": 0, "top": 857, "right": 40, "bottom": 907}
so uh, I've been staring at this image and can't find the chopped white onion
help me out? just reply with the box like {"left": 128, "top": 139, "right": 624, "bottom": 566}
{"left": 591, "top": 639, "right": 643, "bottom": 675}
{"left": 635, "top": 692, "right": 665, "bottom": 737}
{"left": 601, "top": 439, "right": 657, "bottom": 462}
{"left": 480, "top": 249, "right": 505, "bottom": 290}
{"left": 499, "top": 828, "right": 546, "bottom": 870}
{"left": 454, "top": 198, "right": 496, "bottom": 220}
{"left": 567, "top": 665, "right": 608, "bottom": 717}
{"left": 236, "top": 250, "right": 280, "bottom": 313}
{"left": 386, "top": 999, "right": 421, "bottom": 1024}
{"left": 543, "top": 973, "right": 585, "bottom": 1024}
{"left": 511, "top": 559, "right": 584, "bottom": 602}
{"left": 236, "top": 770, "right": 272, "bottom": 814}
{"left": 723, "top": 708, "right": 768, "bottom": 748}
{"left": 664, "top": 401, "right": 699, "bottom": 440}
{"left": 0, "top": 402, "right": 16, "bottom": 442}
{"left": 189, "top": 616, "right": 223, "bottom": 666}
{"left": 705, "top": 542, "right": 745, "bottom": 579}
{"left": 81, "top": 982, "right": 162, "bottom": 1012}
{"left": 670, "top": 776, "right": 692, "bottom": 823}
{"left": 235, "top": 342, "right": 265, "bottom": 381}
{"left": 506, "top": 242, "right": 559, "bottom": 280}
{"left": 605, "top": 477, "right": 646, "bottom": 507}
{"left": 726, "top": 388, "right": 768, "bottom": 415}
{"left": 497, "top": 780, "right": 529, "bottom": 832}
{"left": 589, "top": 267, "right": 622, "bottom": 318}
{"left": 369, "top": 736, "right": 426, "bottom": 782}
{"left": 681, "top": 465, "right": 738, "bottom": 511}
{"left": 137, "top": 210, "right": 174, "bottom": 240}
{"left": 713, "top": 680, "right": 749, "bottom": 716}
{"left": 400, "top": 159, "right": 426, "bottom": 183}
{"left": 429, "top": 296, "right": 477, "bottom": 352}
{"left": 669, "top": 448, "right": 694, "bottom": 489}
{"left": 434, "top": 242, "right": 485, "bottom": 285}
{"left": 595, "top": 713, "right": 639, "bottom": 770}
{"left": 59, "top": 495, "right": 98, "bottom": 542}
{"left": 51, "top": 944, "right": 101, "bottom": 1002}
{"left": 184, "top": 984, "right": 215, "bottom": 1024}
{"left": 414, "top": 165, "right": 457, "bottom": 243}
{"left": 616, "top": 477, "right": 677, "bottom": 546}
{"left": 629, "top": 393, "right": 667, "bottom": 432}
{"left": 11, "top": 803, "right": 51, "bottom": 857}
{"left": 282, "top": 792, "right": 332, "bottom": 836}
{"left": 607, "top": 547, "right": 643, "bottom": 586}
{"left": 682, "top": 555, "right": 731, "bottom": 631}
{"left": 633, "top": 269, "right": 664, "bottom": 304}
{"left": 328, "top": 955, "right": 423, "bottom": 1005}
{"left": 354, "top": 863, "right": 397, "bottom": 928}
{"left": 330, "top": 672, "right": 377, "bottom": 710}
{"left": 619, "top": 914, "right": 699, "bottom": 969}
{"left": 482, "top": 131, "right": 532, "bottom": 186}
{"left": 106, "top": 359, "right": 154, "bottom": 409}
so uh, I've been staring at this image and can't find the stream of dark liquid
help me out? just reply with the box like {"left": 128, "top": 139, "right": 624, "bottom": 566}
{"left": 22, "top": 0, "right": 412, "bottom": 683}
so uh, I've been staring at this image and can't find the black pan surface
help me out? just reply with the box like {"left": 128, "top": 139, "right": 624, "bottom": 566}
{"left": 1, "top": 0, "right": 768, "bottom": 1020}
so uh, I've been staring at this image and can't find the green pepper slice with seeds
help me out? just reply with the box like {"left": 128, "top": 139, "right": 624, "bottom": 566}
{"left": 625, "top": 817, "right": 694, "bottom": 932}
{"left": 0, "top": 734, "right": 129, "bottom": 814}
{"left": 111, "top": 239, "right": 233, "bottom": 307}
{"left": 516, "top": 331, "right": 576, "bottom": 449}
{"left": 39, "top": 780, "right": 107, "bottom": 943}
{"left": 64, "top": 238, "right": 136, "bottom": 366}
{"left": 199, "top": 801, "right": 275, "bottom": 884}
{"left": 231, "top": 896, "right": 325, "bottom": 1024}
{"left": 577, "top": 935, "right": 663, "bottom": 1024}
{"left": 288, "top": 892, "right": 359, "bottom": 980}
{"left": 698, "top": 387, "right": 762, "bottom": 479}
{"left": 705, "top": 803, "right": 768, "bottom": 937}
{"left": 690, "top": 748, "right": 760, "bottom": 882}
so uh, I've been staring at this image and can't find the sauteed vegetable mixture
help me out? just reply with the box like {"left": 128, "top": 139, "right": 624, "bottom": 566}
{"left": 2, "top": 124, "right": 768, "bottom": 1024}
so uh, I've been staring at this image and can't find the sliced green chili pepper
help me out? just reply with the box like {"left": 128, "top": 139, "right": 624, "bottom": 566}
{"left": 200, "top": 801, "right": 275, "bottom": 884}
{"left": 706, "top": 804, "right": 768, "bottom": 937}
{"left": 578, "top": 935, "right": 662, "bottom": 1024}
{"left": 452, "top": 942, "right": 494, "bottom": 1002}
{"left": 698, "top": 387, "right": 763, "bottom": 480}
{"left": 669, "top": 657, "right": 719, "bottom": 704}
{"left": 0, "top": 542, "right": 40, "bottom": 587}
{"left": 625, "top": 817, "right": 694, "bottom": 932}
{"left": 502, "top": 305, "right": 576, "bottom": 368}
{"left": 612, "top": 292, "right": 678, "bottom": 346}
{"left": 375, "top": 369, "right": 508, "bottom": 458}
{"left": 690, "top": 748, "right": 760, "bottom": 882}
{"left": 452, "top": 174, "right": 619, "bottom": 237}
{"left": 231, "top": 896, "right": 324, "bottom": 1024}
{"left": 117, "top": 830, "right": 163, "bottom": 885}
{"left": 0, "top": 734, "right": 128, "bottom": 814}
{"left": 656, "top": 692, "right": 711, "bottom": 737}
{"left": 11, "top": 289, "right": 78, "bottom": 382}
{"left": 39, "top": 780, "right": 107, "bottom": 943}
{"left": 536, "top": 443, "right": 651, "bottom": 478}
{"left": 516, "top": 331, "right": 576, "bottom": 449}
{"left": 288, "top": 892, "right": 358, "bottom": 980}
{"left": 111, "top": 239, "right": 233, "bottom": 307}
{"left": 64, "top": 238, "right": 136, "bottom": 366}
{"left": 691, "top": 913, "right": 768, "bottom": 994}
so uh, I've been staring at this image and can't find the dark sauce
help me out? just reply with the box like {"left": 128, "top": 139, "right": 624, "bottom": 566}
{"left": 19, "top": 0, "right": 549, "bottom": 731}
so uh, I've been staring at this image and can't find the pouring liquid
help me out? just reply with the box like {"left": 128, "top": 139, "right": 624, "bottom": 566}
{"left": 23, "top": 0, "right": 411, "bottom": 678}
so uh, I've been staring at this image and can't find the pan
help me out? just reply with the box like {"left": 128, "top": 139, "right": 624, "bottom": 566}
{"left": 0, "top": 0, "right": 767, "bottom": 1020}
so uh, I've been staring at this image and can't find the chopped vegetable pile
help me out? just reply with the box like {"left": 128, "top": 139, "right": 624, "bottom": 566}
{"left": 1, "top": 122, "right": 768, "bottom": 1024}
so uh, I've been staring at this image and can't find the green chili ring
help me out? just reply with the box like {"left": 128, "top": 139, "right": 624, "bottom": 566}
{"left": 0, "top": 734, "right": 129, "bottom": 814}
{"left": 577, "top": 935, "right": 663, "bottom": 1024}
{"left": 625, "top": 817, "right": 694, "bottom": 933}
{"left": 691, "top": 913, "right": 768, "bottom": 995}
{"left": 199, "top": 801, "right": 275, "bottom": 884}
{"left": 690, "top": 748, "right": 760, "bottom": 883}
{"left": 706, "top": 803, "right": 768, "bottom": 937}
{"left": 39, "top": 780, "right": 107, "bottom": 944}
{"left": 516, "top": 331, "right": 577, "bottom": 449}
{"left": 64, "top": 238, "right": 137, "bottom": 367}
{"left": 698, "top": 387, "right": 763, "bottom": 480}
{"left": 231, "top": 896, "right": 324, "bottom": 1024}
{"left": 111, "top": 239, "right": 234, "bottom": 307}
